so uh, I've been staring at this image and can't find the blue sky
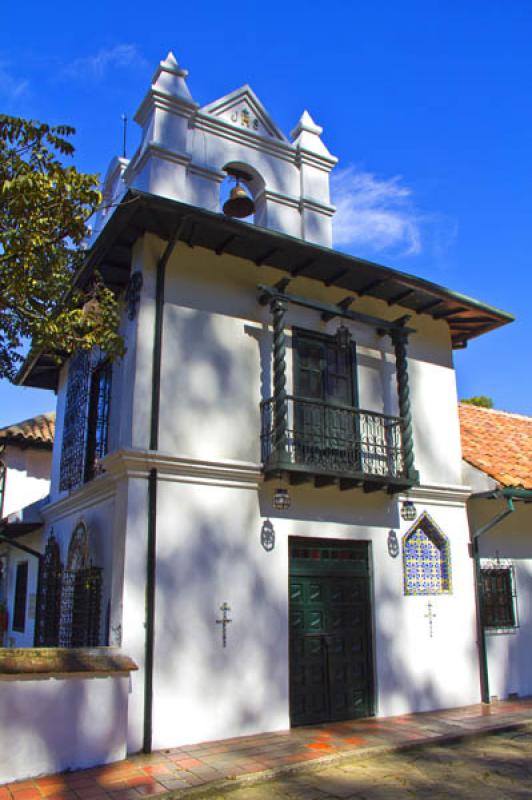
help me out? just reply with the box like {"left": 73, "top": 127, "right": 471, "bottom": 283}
{"left": 1, "top": 0, "right": 531, "bottom": 425}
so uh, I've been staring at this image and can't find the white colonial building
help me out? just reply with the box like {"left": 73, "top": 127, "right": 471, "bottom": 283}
{"left": 1, "top": 52, "right": 518, "bottom": 781}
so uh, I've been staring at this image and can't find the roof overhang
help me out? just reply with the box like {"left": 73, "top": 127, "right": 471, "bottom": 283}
{"left": 0, "top": 436, "right": 53, "bottom": 451}
{"left": 0, "top": 521, "right": 43, "bottom": 539}
{"left": 18, "top": 189, "right": 515, "bottom": 389}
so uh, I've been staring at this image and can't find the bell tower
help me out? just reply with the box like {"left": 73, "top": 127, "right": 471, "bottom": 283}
{"left": 104, "top": 52, "right": 338, "bottom": 247}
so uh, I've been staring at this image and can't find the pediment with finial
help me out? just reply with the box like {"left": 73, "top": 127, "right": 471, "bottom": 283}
{"left": 200, "top": 85, "right": 289, "bottom": 142}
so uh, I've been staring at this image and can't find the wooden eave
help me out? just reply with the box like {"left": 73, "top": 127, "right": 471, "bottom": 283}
{"left": 18, "top": 189, "right": 515, "bottom": 389}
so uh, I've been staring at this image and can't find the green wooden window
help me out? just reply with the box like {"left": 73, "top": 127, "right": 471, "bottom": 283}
{"left": 294, "top": 329, "right": 357, "bottom": 408}
{"left": 480, "top": 567, "right": 517, "bottom": 629}
{"left": 13, "top": 561, "right": 28, "bottom": 632}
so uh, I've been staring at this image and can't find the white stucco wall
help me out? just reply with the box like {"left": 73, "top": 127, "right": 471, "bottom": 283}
{"left": 0, "top": 673, "right": 128, "bottom": 783}
{"left": 2, "top": 445, "right": 51, "bottom": 518}
{"left": 469, "top": 496, "right": 532, "bottom": 700}
{"left": 112, "top": 461, "right": 479, "bottom": 752}
{"left": 146, "top": 240, "right": 463, "bottom": 488}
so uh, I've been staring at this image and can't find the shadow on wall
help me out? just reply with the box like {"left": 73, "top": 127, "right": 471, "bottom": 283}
{"left": 153, "top": 494, "right": 288, "bottom": 741}
{"left": 0, "top": 673, "right": 127, "bottom": 783}
{"left": 373, "top": 570, "right": 480, "bottom": 716}
{"left": 161, "top": 308, "right": 262, "bottom": 462}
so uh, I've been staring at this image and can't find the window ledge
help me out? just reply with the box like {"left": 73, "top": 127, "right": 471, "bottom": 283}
{"left": 0, "top": 647, "right": 138, "bottom": 676}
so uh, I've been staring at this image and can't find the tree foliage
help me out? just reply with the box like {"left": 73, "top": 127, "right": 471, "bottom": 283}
{"left": 461, "top": 395, "right": 494, "bottom": 409}
{"left": 0, "top": 115, "right": 124, "bottom": 381}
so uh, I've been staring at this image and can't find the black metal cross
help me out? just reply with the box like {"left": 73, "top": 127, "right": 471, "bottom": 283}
{"left": 425, "top": 601, "right": 437, "bottom": 638}
{"left": 216, "top": 602, "right": 232, "bottom": 648}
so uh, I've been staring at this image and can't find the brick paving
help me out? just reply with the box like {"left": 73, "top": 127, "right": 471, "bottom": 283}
{"left": 2, "top": 699, "right": 531, "bottom": 800}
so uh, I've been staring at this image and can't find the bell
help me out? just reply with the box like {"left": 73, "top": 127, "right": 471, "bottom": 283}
{"left": 223, "top": 183, "right": 255, "bottom": 218}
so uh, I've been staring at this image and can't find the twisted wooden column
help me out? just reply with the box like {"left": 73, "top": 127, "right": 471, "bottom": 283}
{"left": 270, "top": 298, "right": 288, "bottom": 460}
{"left": 390, "top": 327, "right": 418, "bottom": 482}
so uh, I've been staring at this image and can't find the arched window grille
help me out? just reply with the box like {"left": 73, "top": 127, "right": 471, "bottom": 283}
{"left": 35, "top": 532, "right": 62, "bottom": 646}
{"left": 403, "top": 512, "right": 451, "bottom": 595}
{"left": 36, "top": 522, "right": 103, "bottom": 647}
{"left": 59, "top": 521, "right": 102, "bottom": 648}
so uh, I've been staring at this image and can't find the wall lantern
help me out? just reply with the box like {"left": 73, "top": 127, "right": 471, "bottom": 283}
{"left": 273, "top": 487, "right": 291, "bottom": 512}
{"left": 336, "top": 324, "right": 351, "bottom": 351}
{"left": 401, "top": 500, "right": 417, "bottom": 521}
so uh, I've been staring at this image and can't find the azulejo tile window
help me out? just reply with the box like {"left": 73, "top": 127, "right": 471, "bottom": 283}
{"left": 403, "top": 512, "right": 451, "bottom": 595}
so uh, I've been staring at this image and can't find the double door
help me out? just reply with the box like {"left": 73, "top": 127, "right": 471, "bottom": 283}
{"left": 289, "top": 538, "right": 374, "bottom": 726}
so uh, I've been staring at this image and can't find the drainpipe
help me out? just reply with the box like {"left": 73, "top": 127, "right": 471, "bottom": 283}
{"left": 143, "top": 220, "right": 187, "bottom": 754}
{"left": 471, "top": 495, "right": 515, "bottom": 704}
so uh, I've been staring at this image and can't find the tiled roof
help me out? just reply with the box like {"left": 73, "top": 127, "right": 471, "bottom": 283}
{"left": 0, "top": 412, "right": 55, "bottom": 448}
{"left": 459, "top": 403, "right": 532, "bottom": 489}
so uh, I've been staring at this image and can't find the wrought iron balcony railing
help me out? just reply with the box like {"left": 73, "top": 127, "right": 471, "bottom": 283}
{"left": 260, "top": 395, "right": 406, "bottom": 481}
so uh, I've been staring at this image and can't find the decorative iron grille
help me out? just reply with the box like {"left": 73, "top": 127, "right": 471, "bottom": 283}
{"left": 72, "top": 567, "right": 102, "bottom": 646}
{"left": 59, "top": 566, "right": 102, "bottom": 647}
{"left": 35, "top": 534, "right": 62, "bottom": 646}
{"left": 480, "top": 567, "right": 517, "bottom": 629}
{"left": 59, "top": 351, "right": 91, "bottom": 491}
{"left": 260, "top": 395, "right": 405, "bottom": 479}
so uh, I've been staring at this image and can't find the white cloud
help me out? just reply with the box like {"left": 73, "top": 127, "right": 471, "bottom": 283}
{"left": 0, "top": 62, "right": 28, "bottom": 99}
{"left": 331, "top": 165, "right": 422, "bottom": 256}
{"left": 63, "top": 44, "right": 147, "bottom": 81}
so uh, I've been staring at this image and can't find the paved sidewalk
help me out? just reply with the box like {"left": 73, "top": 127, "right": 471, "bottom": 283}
{"left": 2, "top": 700, "right": 531, "bottom": 800}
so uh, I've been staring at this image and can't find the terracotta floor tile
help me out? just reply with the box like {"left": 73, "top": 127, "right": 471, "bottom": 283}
{"left": 39, "top": 787, "right": 69, "bottom": 799}
{"left": 133, "top": 784, "right": 167, "bottom": 796}
{"left": 104, "top": 784, "right": 129, "bottom": 793}
{"left": 343, "top": 736, "right": 368, "bottom": 746}
{"left": 42, "top": 794, "right": 77, "bottom": 800}
{"left": 170, "top": 758, "right": 203, "bottom": 770}
{"left": 121, "top": 778, "right": 155, "bottom": 790}
{"left": 7, "top": 791, "right": 40, "bottom": 800}
{"left": 181, "top": 775, "right": 208, "bottom": 787}
{"left": 306, "top": 742, "right": 334, "bottom": 751}
{"left": 74, "top": 788, "right": 111, "bottom": 800}
{"left": 8, "top": 785, "right": 35, "bottom": 794}
{"left": 64, "top": 778, "right": 98, "bottom": 791}
{"left": 34, "top": 780, "right": 65, "bottom": 791}
{"left": 139, "top": 767, "right": 171, "bottom": 778}
{"left": 101, "top": 790, "right": 138, "bottom": 800}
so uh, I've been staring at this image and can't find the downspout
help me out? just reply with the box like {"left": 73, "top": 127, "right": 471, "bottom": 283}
{"left": 471, "top": 495, "right": 515, "bottom": 704}
{"left": 143, "top": 220, "right": 186, "bottom": 754}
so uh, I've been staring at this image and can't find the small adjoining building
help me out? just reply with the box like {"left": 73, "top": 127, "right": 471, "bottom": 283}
{"left": 0, "top": 413, "right": 54, "bottom": 648}
{"left": 0, "top": 52, "right": 520, "bottom": 783}
{"left": 460, "top": 402, "right": 532, "bottom": 703}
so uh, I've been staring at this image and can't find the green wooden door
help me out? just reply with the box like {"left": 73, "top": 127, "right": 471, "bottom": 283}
{"left": 289, "top": 538, "right": 374, "bottom": 726}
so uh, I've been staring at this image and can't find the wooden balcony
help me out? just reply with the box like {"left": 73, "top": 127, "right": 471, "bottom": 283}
{"left": 260, "top": 395, "right": 415, "bottom": 492}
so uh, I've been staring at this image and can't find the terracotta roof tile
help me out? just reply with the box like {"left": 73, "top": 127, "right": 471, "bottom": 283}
{"left": 459, "top": 403, "right": 532, "bottom": 489}
{"left": 0, "top": 412, "right": 55, "bottom": 448}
